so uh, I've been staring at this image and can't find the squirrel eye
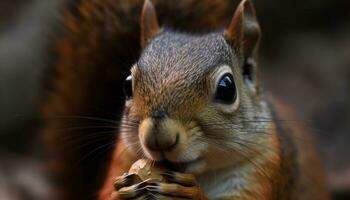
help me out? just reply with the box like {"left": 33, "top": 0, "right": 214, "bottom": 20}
{"left": 123, "top": 75, "right": 133, "bottom": 99}
{"left": 214, "top": 73, "right": 237, "bottom": 104}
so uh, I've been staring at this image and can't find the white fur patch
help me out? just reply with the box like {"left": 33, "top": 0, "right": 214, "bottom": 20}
{"left": 197, "top": 164, "right": 250, "bottom": 198}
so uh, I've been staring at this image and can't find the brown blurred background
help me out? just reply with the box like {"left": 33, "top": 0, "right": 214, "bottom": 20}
{"left": 0, "top": 0, "right": 349, "bottom": 199}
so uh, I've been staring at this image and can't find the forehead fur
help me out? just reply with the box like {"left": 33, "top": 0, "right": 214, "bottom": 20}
{"left": 134, "top": 30, "right": 236, "bottom": 117}
{"left": 138, "top": 30, "right": 233, "bottom": 75}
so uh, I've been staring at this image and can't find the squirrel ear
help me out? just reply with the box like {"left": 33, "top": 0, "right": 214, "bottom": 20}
{"left": 224, "top": 0, "right": 261, "bottom": 94}
{"left": 141, "top": 0, "right": 160, "bottom": 48}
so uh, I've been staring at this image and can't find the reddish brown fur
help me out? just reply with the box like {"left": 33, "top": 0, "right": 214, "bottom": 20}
{"left": 268, "top": 95, "right": 330, "bottom": 200}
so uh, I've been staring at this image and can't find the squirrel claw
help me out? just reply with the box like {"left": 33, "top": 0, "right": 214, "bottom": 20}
{"left": 114, "top": 173, "right": 141, "bottom": 190}
{"left": 161, "top": 171, "right": 196, "bottom": 186}
{"left": 145, "top": 182, "right": 206, "bottom": 199}
{"left": 144, "top": 171, "right": 208, "bottom": 200}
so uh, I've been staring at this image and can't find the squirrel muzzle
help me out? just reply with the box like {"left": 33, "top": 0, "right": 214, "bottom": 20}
{"left": 139, "top": 114, "right": 187, "bottom": 161}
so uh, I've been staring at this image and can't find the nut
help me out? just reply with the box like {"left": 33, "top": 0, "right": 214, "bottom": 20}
{"left": 128, "top": 159, "right": 167, "bottom": 183}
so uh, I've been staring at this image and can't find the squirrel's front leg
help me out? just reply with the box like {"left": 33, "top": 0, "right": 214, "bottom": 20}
{"left": 111, "top": 173, "right": 148, "bottom": 200}
{"left": 147, "top": 171, "right": 209, "bottom": 200}
{"left": 111, "top": 171, "right": 209, "bottom": 200}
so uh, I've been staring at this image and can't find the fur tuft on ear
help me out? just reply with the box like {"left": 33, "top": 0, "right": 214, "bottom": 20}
{"left": 224, "top": 0, "right": 261, "bottom": 95}
{"left": 141, "top": 0, "right": 160, "bottom": 48}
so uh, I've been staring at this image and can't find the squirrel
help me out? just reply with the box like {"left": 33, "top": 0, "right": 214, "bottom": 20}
{"left": 97, "top": 0, "right": 330, "bottom": 199}
{"left": 42, "top": 0, "right": 330, "bottom": 199}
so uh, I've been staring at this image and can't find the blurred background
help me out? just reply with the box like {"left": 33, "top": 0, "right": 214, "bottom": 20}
{"left": 0, "top": 0, "right": 349, "bottom": 199}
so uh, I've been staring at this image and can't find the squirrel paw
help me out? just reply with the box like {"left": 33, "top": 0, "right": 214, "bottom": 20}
{"left": 111, "top": 173, "right": 146, "bottom": 199}
{"left": 145, "top": 171, "right": 208, "bottom": 200}
{"left": 111, "top": 171, "right": 208, "bottom": 200}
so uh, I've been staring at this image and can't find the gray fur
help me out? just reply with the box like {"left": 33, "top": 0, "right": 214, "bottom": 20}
{"left": 136, "top": 30, "right": 239, "bottom": 116}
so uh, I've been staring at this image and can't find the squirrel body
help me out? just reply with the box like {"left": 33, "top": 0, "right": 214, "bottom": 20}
{"left": 42, "top": 0, "right": 329, "bottom": 199}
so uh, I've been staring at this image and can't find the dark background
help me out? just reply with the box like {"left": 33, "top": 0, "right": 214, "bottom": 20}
{"left": 0, "top": 0, "right": 349, "bottom": 199}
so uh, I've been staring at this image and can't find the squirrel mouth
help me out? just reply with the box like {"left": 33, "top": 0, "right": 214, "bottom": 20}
{"left": 143, "top": 148, "right": 203, "bottom": 172}
{"left": 155, "top": 157, "right": 203, "bottom": 172}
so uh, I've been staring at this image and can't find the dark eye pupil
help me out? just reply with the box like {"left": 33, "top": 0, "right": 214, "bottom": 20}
{"left": 123, "top": 75, "right": 133, "bottom": 99}
{"left": 214, "top": 73, "right": 236, "bottom": 104}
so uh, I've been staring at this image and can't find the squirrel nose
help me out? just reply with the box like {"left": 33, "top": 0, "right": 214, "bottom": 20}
{"left": 145, "top": 132, "right": 179, "bottom": 152}
{"left": 151, "top": 110, "right": 167, "bottom": 120}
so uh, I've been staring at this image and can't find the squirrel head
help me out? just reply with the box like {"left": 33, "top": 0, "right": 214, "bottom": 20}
{"left": 121, "top": 0, "right": 271, "bottom": 173}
